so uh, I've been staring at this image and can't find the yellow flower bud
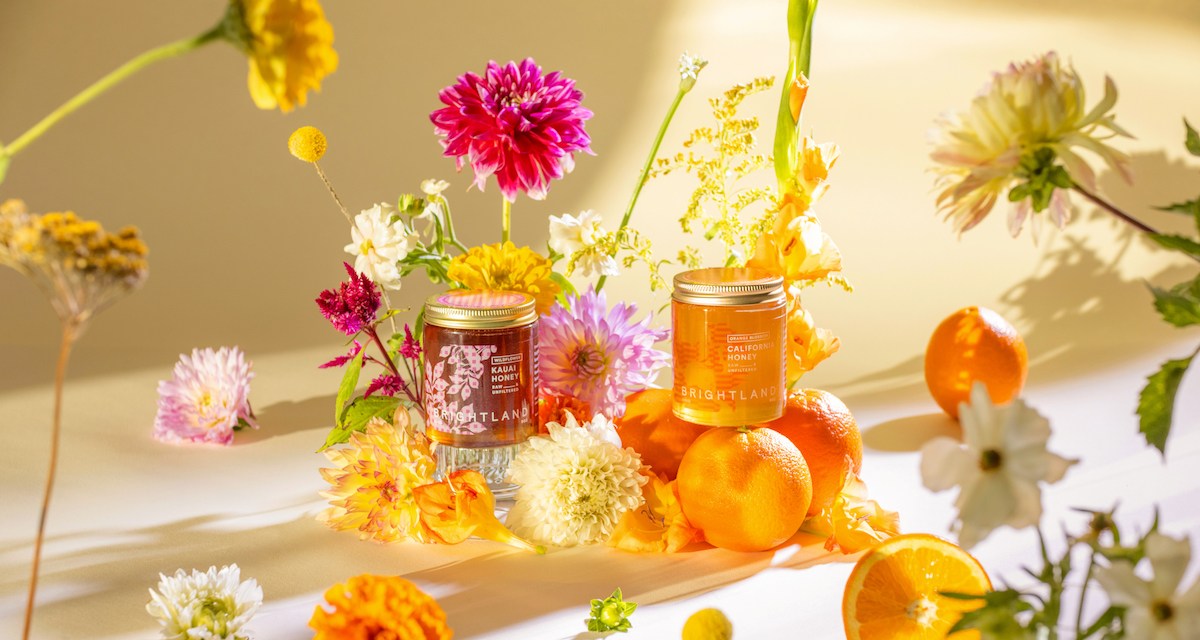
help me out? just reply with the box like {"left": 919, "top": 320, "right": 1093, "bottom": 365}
{"left": 288, "top": 126, "right": 327, "bottom": 163}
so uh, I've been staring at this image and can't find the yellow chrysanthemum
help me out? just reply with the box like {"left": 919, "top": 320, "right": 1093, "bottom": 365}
{"left": 309, "top": 574, "right": 452, "bottom": 640}
{"left": 235, "top": 0, "right": 338, "bottom": 112}
{"left": 447, "top": 242, "right": 560, "bottom": 315}
{"left": 318, "top": 414, "right": 434, "bottom": 544}
{"left": 288, "top": 126, "right": 327, "bottom": 163}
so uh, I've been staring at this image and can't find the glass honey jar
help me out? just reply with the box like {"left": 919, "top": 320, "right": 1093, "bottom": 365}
{"left": 671, "top": 267, "right": 786, "bottom": 426}
{"left": 423, "top": 290, "right": 538, "bottom": 498}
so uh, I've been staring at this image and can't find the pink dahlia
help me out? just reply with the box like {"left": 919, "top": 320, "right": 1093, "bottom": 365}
{"left": 154, "top": 347, "right": 256, "bottom": 446}
{"left": 539, "top": 289, "right": 669, "bottom": 418}
{"left": 316, "top": 262, "right": 381, "bottom": 336}
{"left": 430, "top": 58, "right": 593, "bottom": 201}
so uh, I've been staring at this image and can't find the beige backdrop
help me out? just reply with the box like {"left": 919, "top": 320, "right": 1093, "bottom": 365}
{"left": 2, "top": 0, "right": 1199, "bottom": 398}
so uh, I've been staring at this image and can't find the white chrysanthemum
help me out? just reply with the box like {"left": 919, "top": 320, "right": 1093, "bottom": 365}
{"left": 146, "top": 564, "right": 262, "bottom": 640}
{"left": 343, "top": 203, "right": 417, "bottom": 291}
{"left": 506, "top": 414, "right": 646, "bottom": 547}
{"left": 548, "top": 210, "right": 619, "bottom": 277}
{"left": 920, "top": 381, "right": 1077, "bottom": 548}
{"left": 1095, "top": 532, "right": 1200, "bottom": 640}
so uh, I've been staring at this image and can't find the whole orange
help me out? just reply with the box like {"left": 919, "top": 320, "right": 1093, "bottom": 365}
{"left": 924, "top": 306, "right": 1027, "bottom": 419}
{"left": 676, "top": 426, "right": 812, "bottom": 552}
{"left": 616, "top": 388, "right": 710, "bottom": 480}
{"left": 761, "top": 389, "right": 862, "bottom": 517}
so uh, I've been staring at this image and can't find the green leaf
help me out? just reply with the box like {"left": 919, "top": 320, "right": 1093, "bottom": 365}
{"left": 1186, "top": 118, "right": 1200, "bottom": 157}
{"left": 0, "top": 148, "right": 9, "bottom": 185}
{"left": 322, "top": 349, "right": 365, "bottom": 451}
{"left": 1138, "top": 350, "right": 1197, "bottom": 454}
{"left": 1149, "top": 284, "right": 1200, "bottom": 327}
{"left": 1157, "top": 197, "right": 1200, "bottom": 234}
{"left": 234, "top": 417, "right": 253, "bottom": 432}
{"left": 1149, "top": 233, "right": 1200, "bottom": 258}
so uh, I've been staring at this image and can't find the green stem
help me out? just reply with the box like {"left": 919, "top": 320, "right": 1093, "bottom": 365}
{"left": 439, "top": 197, "right": 469, "bottom": 253}
{"left": 501, "top": 198, "right": 512, "bottom": 244}
{"left": 2, "top": 28, "right": 222, "bottom": 163}
{"left": 1072, "top": 184, "right": 1200, "bottom": 264}
{"left": 1075, "top": 548, "right": 1096, "bottom": 638}
{"left": 773, "top": 0, "right": 818, "bottom": 190}
{"left": 594, "top": 84, "right": 689, "bottom": 293}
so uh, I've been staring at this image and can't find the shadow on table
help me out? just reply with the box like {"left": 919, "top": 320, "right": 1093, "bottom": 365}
{"left": 862, "top": 412, "right": 961, "bottom": 453}
{"left": 238, "top": 394, "right": 335, "bottom": 444}
{"left": 831, "top": 153, "right": 1200, "bottom": 412}
{"left": 408, "top": 531, "right": 847, "bottom": 639}
{"left": 0, "top": 501, "right": 464, "bottom": 638}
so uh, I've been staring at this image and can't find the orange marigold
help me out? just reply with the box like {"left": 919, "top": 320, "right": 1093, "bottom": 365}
{"left": 310, "top": 574, "right": 452, "bottom": 640}
{"left": 537, "top": 391, "right": 592, "bottom": 434}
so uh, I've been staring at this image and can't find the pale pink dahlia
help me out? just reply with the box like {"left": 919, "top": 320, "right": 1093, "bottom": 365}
{"left": 430, "top": 58, "right": 593, "bottom": 201}
{"left": 154, "top": 347, "right": 256, "bottom": 446}
{"left": 539, "top": 289, "right": 669, "bottom": 418}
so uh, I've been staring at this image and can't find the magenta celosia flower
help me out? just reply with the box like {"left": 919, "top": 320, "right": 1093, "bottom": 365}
{"left": 319, "top": 341, "right": 363, "bottom": 369}
{"left": 365, "top": 374, "right": 405, "bottom": 398}
{"left": 431, "top": 58, "right": 593, "bottom": 201}
{"left": 154, "top": 347, "right": 256, "bottom": 446}
{"left": 316, "top": 263, "right": 381, "bottom": 336}
{"left": 539, "top": 289, "right": 669, "bottom": 418}
{"left": 399, "top": 324, "right": 421, "bottom": 360}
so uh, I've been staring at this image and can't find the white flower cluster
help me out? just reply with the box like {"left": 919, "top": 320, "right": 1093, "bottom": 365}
{"left": 548, "top": 210, "right": 619, "bottom": 278}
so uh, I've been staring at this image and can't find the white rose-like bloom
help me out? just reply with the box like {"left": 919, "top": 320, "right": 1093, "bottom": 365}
{"left": 920, "top": 381, "right": 1076, "bottom": 549}
{"left": 548, "top": 210, "right": 619, "bottom": 277}
{"left": 146, "top": 564, "right": 262, "bottom": 640}
{"left": 1095, "top": 533, "right": 1200, "bottom": 639}
{"left": 343, "top": 203, "right": 417, "bottom": 291}
{"left": 505, "top": 414, "right": 646, "bottom": 547}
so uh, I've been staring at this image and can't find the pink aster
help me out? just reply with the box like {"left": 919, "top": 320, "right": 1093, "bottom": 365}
{"left": 316, "top": 262, "right": 381, "bottom": 336}
{"left": 154, "top": 347, "right": 256, "bottom": 446}
{"left": 431, "top": 58, "right": 593, "bottom": 201}
{"left": 539, "top": 289, "right": 669, "bottom": 418}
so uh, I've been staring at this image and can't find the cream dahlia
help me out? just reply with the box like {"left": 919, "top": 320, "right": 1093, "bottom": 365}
{"left": 146, "top": 564, "right": 262, "bottom": 640}
{"left": 506, "top": 413, "right": 646, "bottom": 547}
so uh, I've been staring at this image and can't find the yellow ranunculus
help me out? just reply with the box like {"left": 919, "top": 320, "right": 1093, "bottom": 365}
{"left": 237, "top": 0, "right": 338, "bottom": 112}
{"left": 447, "top": 242, "right": 560, "bottom": 315}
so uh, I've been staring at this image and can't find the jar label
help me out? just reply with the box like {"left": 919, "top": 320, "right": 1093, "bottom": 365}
{"left": 424, "top": 344, "right": 533, "bottom": 438}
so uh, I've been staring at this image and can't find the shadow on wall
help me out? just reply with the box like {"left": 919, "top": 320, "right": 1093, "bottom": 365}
{"left": 834, "top": 152, "right": 1200, "bottom": 411}
{"left": 0, "top": 0, "right": 675, "bottom": 392}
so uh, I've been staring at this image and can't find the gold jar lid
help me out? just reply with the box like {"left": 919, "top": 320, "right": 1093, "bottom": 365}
{"left": 424, "top": 290, "right": 538, "bottom": 329}
{"left": 672, "top": 267, "right": 785, "bottom": 306}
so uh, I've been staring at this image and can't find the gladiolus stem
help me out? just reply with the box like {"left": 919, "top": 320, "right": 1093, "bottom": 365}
{"left": 0, "top": 28, "right": 222, "bottom": 181}
{"left": 595, "top": 83, "right": 690, "bottom": 293}
{"left": 23, "top": 319, "right": 81, "bottom": 640}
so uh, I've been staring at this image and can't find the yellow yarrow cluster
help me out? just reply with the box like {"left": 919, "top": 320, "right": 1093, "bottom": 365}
{"left": 233, "top": 0, "right": 339, "bottom": 112}
{"left": 1, "top": 199, "right": 149, "bottom": 322}
{"left": 318, "top": 415, "right": 435, "bottom": 544}
{"left": 448, "top": 242, "right": 560, "bottom": 315}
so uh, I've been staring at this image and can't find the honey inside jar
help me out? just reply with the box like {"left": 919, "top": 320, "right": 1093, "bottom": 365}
{"left": 671, "top": 267, "right": 786, "bottom": 426}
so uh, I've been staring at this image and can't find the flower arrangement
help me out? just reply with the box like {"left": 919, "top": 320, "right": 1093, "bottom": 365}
{"left": 931, "top": 52, "right": 1200, "bottom": 453}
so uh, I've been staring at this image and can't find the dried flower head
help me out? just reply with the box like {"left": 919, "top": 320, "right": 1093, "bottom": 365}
{"left": 0, "top": 200, "right": 148, "bottom": 324}
{"left": 288, "top": 125, "right": 327, "bottom": 163}
{"left": 146, "top": 564, "right": 262, "bottom": 640}
{"left": 309, "top": 574, "right": 452, "bottom": 640}
{"left": 431, "top": 58, "right": 593, "bottom": 201}
{"left": 319, "top": 414, "right": 435, "bottom": 543}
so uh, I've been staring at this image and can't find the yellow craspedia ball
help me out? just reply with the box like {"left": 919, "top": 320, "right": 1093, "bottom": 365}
{"left": 288, "top": 126, "right": 327, "bottom": 163}
{"left": 682, "top": 608, "right": 733, "bottom": 640}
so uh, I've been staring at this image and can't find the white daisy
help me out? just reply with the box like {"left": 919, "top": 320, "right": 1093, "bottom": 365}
{"left": 146, "top": 564, "right": 262, "bottom": 640}
{"left": 505, "top": 413, "right": 646, "bottom": 547}
{"left": 1095, "top": 532, "right": 1200, "bottom": 640}
{"left": 920, "top": 381, "right": 1076, "bottom": 548}
{"left": 343, "top": 203, "right": 417, "bottom": 291}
